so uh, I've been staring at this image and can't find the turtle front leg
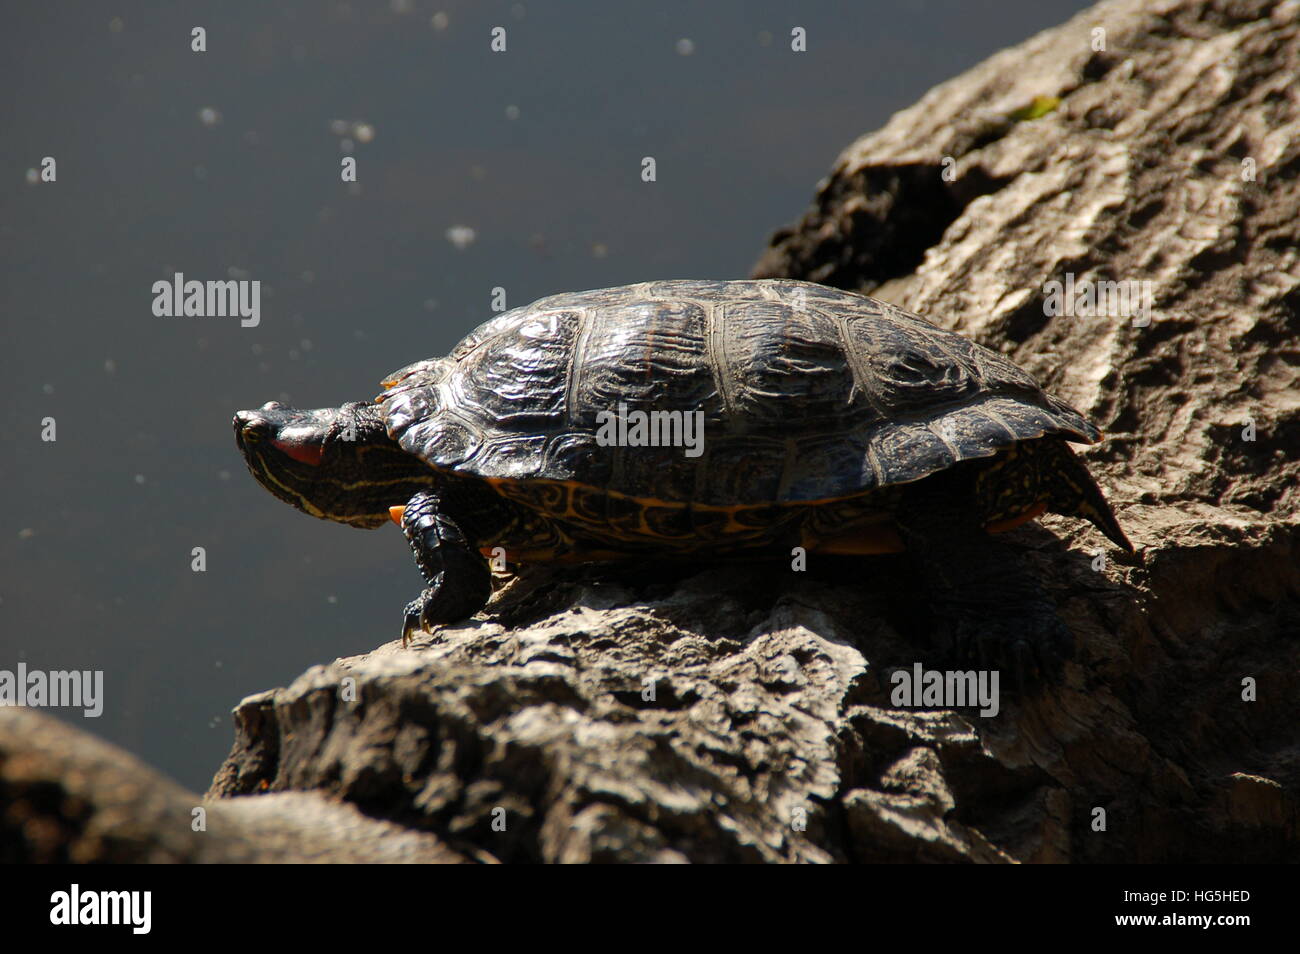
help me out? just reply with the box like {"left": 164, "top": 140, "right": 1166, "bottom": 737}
{"left": 399, "top": 490, "right": 492, "bottom": 646}
{"left": 894, "top": 478, "right": 1073, "bottom": 688}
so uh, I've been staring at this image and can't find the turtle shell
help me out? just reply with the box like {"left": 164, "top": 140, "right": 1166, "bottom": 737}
{"left": 378, "top": 279, "right": 1098, "bottom": 506}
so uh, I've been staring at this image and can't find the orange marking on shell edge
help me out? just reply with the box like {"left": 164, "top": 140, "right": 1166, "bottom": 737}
{"left": 985, "top": 501, "right": 1047, "bottom": 534}
{"left": 481, "top": 475, "right": 867, "bottom": 512}
{"left": 809, "top": 524, "right": 905, "bottom": 555}
{"left": 484, "top": 505, "right": 1048, "bottom": 566}
{"left": 389, "top": 506, "right": 406, "bottom": 526}
{"left": 479, "top": 546, "right": 629, "bottom": 565}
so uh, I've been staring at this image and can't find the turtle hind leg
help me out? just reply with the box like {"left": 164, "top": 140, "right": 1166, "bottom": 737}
{"left": 895, "top": 472, "right": 1074, "bottom": 688}
{"left": 399, "top": 489, "right": 492, "bottom": 645}
{"left": 1040, "top": 439, "right": 1133, "bottom": 553}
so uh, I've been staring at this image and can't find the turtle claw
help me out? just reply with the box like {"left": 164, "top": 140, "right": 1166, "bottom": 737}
{"left": 401, "top": 599, "right": 424, "bottom": 648}
{"left": 400, "top": 585, "right": 458, "bottom": 648}
{"left": 400, "top": 569, "right": 491, "bottom": 647}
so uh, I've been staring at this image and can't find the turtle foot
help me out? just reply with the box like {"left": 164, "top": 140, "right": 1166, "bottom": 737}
{"left": 398, "top": 490, "right": 493, "bottom": 646}
{"left": 397, "top": 579, "right": 480, "bottom": 647}
{"left": 400, "top": 572, "right": 491, "bottom": 646}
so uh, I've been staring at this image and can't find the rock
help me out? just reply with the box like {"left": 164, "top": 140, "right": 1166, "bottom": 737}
{"left": 750, "top": 0, "right": 1300, "bottom": 861}
{"left": 210, "top": 568, "right": 859, "bottom": 863}
{"left": 0, "top": 707, "right": 467, "bottom": 863}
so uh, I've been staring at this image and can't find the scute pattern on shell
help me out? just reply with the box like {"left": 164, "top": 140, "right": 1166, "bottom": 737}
{"left": 379, "top": 280, "right": 1100, "bottom": 505}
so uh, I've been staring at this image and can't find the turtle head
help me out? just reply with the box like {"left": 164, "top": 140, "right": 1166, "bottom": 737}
{"left": 234, "top": 400, "right": 433, "bottom": 529}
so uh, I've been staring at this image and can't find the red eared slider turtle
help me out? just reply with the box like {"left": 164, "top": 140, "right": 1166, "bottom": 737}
{"left": 235, "top": 279, "right": 1131, "bottom": 679}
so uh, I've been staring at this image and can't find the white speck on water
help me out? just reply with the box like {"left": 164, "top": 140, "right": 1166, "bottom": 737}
{"left": 431, "top": 11, "right": 449, "bottom": 30}
{"left": 198, "top": 107, "right": 222, "bottom": 127}
{"left": 25, "top": 168, "right": 39, "bottom": 185}
{"left": 104, "top": 358, "right": 116, "bottom": 374}
{"left": 505, "top": 104, "right": 520, "bottom": 120}
{"left": 446, "top": 225, "right": 477, "bottom": 250}
{"left": 300, "top": 338, "right": 313, "bottom": 351}
{"left": 329, "top": 119, "right": 350, "bottom": 136}
{"left": 134, "top": 474, "right": 146, "bottom": 485}
{"left": 676, "top": 38, "right": 695, "bottom": 56}
{"left": 42, "top": 383, "right": 54, "bottom": 394}
{"left": 218, "top": 469, "right": 231, "bottom": 481}
{"left": 353, "top": 122, "right": 374, "bottom": 143}
{"left": 327, "top": 594, "right": 338, "bottom": 604}
{"left": 109, "top": 17, "right": 124, "bottom": 33}
{"left": 227, "top": 265, "right": 250, "bottom": 279}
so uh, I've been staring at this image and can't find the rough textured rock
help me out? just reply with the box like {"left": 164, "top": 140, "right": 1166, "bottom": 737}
{"left": 207, "top": 0, "right": 1299, "bottom": 864}
{"left": 0, "top": 707, "right": 467, "bottom": 863}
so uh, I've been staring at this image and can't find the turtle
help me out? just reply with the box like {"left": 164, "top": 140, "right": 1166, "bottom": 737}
{"left": 234, "top": 279, "right": 1131, "bottom": 679}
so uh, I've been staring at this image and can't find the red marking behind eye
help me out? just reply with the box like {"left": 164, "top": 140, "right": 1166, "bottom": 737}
{"left": 273, "top": 439, "right": 324, "bottom": 466}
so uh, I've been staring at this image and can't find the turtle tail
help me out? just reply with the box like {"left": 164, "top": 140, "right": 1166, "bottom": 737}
{"left": 1044, "top": 439, "right": 1133, "bottom": 552}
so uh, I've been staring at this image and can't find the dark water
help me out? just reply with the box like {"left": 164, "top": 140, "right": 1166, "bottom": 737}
{"left": 2, "top": 0, "right": 1091, "bottom": 791}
